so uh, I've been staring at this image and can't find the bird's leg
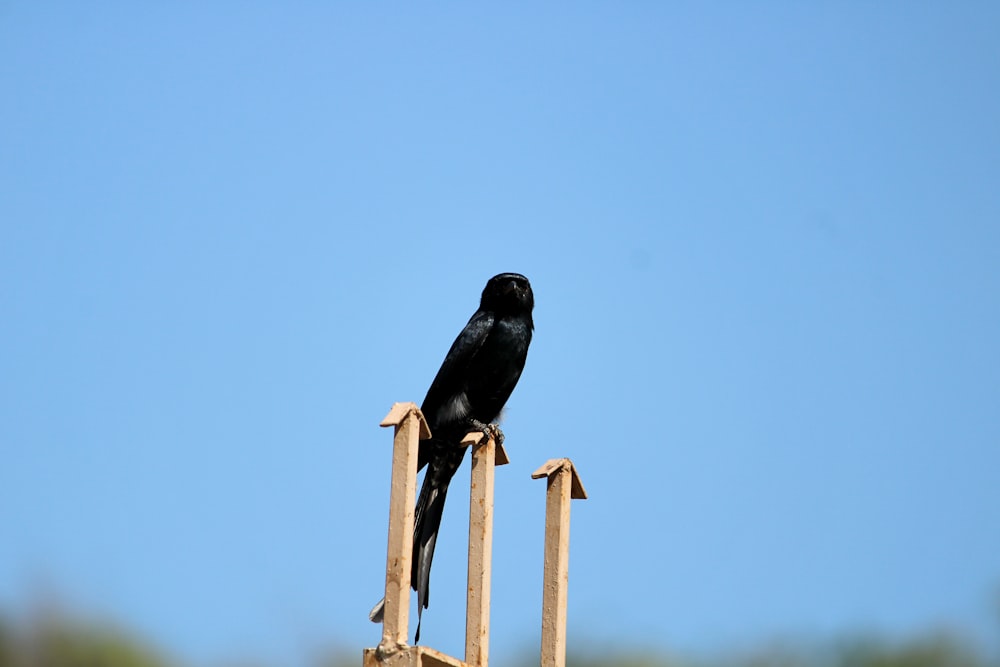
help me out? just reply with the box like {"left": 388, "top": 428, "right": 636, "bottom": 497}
{"left": 466, "top": 419, "right": 504, "bottom": 446}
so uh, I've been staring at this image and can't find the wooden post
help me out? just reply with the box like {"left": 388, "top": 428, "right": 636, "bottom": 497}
{"left": 532, "top": 459, "right": 588, "bottom": 667}
{"left": 376, "top": 402, "right": 431, "bottom": 655}
{"left": 461, "top": 432, "right": 510, "bottom": 667}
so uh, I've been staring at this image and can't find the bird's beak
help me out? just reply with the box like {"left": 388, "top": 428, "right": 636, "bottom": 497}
{"left": 504, "top": 280, "right": 518, "bottom": 295}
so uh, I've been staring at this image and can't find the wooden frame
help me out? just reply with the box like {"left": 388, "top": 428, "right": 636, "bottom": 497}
{"left": 367, "top": 404, "right": 508, "bottom": 667}
{"left": 366, "top": 404, "right": 586, "bottom": 667}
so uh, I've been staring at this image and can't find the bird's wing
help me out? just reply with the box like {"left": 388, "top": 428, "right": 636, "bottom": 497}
{"left": 420, "top": 309, "right": 494, "bottom": 434}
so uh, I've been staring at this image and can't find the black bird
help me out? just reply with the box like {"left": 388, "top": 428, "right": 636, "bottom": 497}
{"left": 370, "top": 272, "right": 534, "bottom": 642}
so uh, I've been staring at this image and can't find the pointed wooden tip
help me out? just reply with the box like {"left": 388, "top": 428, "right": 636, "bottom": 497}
{"left": 380, "top": 402, "right": 432, "bottom": 439}
{"left": 459, "top": 431, "right": 510, "bottom": 466}
{"left": 531, "top": 458, "right": 588, "bottom": 499}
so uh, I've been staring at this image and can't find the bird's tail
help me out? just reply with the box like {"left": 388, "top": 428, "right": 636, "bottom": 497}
{"left": 368, "top": 449, "right": 461, "bottom": 643}
{"left": 410, "top": 472, "right": 449, "bottom": 643}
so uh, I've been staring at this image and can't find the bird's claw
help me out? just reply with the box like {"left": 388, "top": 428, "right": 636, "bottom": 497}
{"left": 468, "top": 419, "right": 504, "bottom": 447}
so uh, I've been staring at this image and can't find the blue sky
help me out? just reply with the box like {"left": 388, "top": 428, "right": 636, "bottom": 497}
{"left": 2, "top": 3, "right": 999, "bottom": 666}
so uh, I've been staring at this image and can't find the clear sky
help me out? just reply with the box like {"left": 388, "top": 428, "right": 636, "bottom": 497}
{"left": 2, "top": 4, "right": 999, "bottom": 666}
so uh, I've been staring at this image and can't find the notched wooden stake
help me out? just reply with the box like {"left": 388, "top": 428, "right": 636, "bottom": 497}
{"left": 375, "top": 402, "right": 431, "bottom": 655}
{"left": 532, "top": 457, "right": 588, "bottom": 667}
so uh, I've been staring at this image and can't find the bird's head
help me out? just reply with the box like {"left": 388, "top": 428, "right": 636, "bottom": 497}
{"left": 481, "top": 272, "right": 534, "bottom": 316}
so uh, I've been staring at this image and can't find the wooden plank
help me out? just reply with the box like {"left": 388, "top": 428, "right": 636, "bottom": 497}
{"left": 494, "top": 442, "right": 510, "bottom": 466}
{"left": 378, "top": 404, "right": 425, "bottom": 651}
{"left": 363, "top": 645, "right": 471, "bottom": 667}
{"left": 465, "top": 435, "right": 496, "bottom": 667}
{"left": 531, "top": 459, "right": 562, "bottom": 479}
{"left": 420, "top": 645, "right": 472, "bottom": 667}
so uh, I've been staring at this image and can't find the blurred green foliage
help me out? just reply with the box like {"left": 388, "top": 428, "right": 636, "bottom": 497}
{"left": 561, "top": 633, "right": 996, "bottom": 667}
{"left": 0, "top": 612, "right": 995, "bottom": 667}
{"left": 0, "top": 614, "right": 170, "bottom": 667}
